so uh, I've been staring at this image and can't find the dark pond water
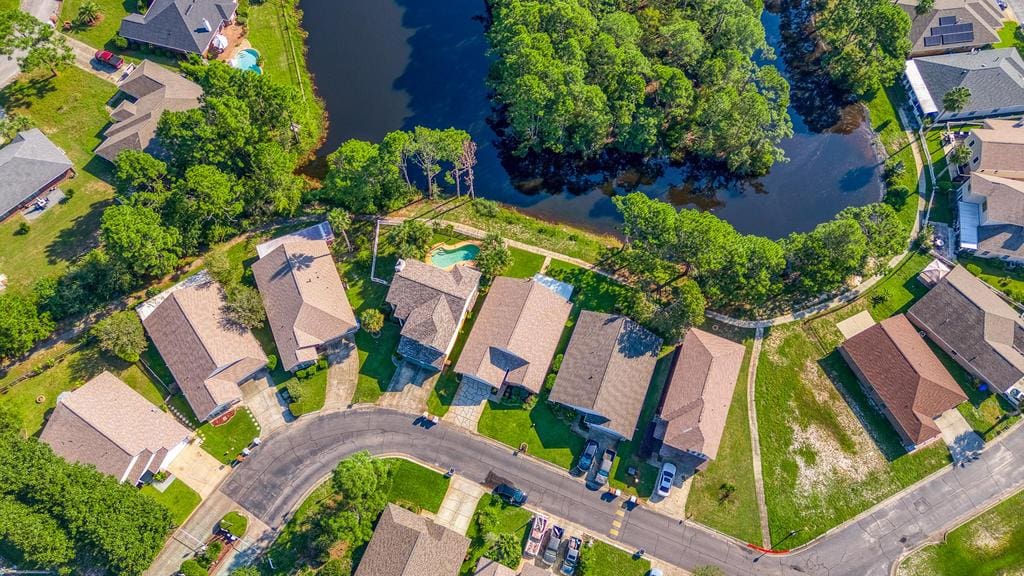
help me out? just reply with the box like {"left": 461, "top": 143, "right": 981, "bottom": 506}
{"left": 299, "top": 0, "right": 884, "bottom": 238}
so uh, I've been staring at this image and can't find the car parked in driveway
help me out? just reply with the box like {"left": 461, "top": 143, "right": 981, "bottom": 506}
{"left": 94, "top": 50, "right": 124, "bottom": 70}
{"left": 542, "top": 524, "right": 564, "bottom": 565}
{"left": 595, "top": 449, "right": 615, "bottom": 486}
{"left": 656, "top": 462, "right": 677, "bottom": 498}
{"left": 524, "top": 514, "right": 548, "bottom": 558}
{"left": 560, "top": 535, "right": 581, "bottom": 574}
{"left": 573, "top": 439, "right": 599, "bottom": 476}
{"left": 494, "top": 483, "right": 528, "bottom": 506}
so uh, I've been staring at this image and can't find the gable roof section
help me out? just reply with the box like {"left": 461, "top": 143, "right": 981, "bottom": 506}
{"left": 142, "top": 278, "right": 266, "bottom": 419}
{"left": 385, "top": 260, "right": 480, "bottom": 352}
{"left": 40, "top": 372, "right": 189, "bottom": 480}
{"left": 119, "top": 0, "right": 237, "bottom": 54}
{"left": 971, "top": 119, "right": 1024, "bottom": 178}
{"left": 841, "top": 315, "right": 966, "bottom": 444}
{"left": 353, "top": 504, "right": 470, "bottom": 576}
{"left": 550, "top": 311, "right": 662, "bottom": 438}
{"left": 0, "top": 129, "right": 73, "bottom": 218}
{"left": 898, "top": 0, "right": 1002, "bottom": 56}
{"left": 473, "top": 558, "right": 517, "bottom": 576}
{"left": 660, "top": 328, "right": 745, "bottom": 460}
{"left": 908, "top": 265, "right": 1024, "bottom": 393}
{"left": 255, "top": 221, "right": 334, "bottom": 258}
{"left": 252, "top": 239, "right": 356, "bottom": 371}
{"left": 910, "top": 48, "right": 1024, "bottom": 116}
{"left": 454, "top": 276, "right": 572, "bottom": 393}
{"left": 969, "top": 172, "right": 1024, "bottom": 225}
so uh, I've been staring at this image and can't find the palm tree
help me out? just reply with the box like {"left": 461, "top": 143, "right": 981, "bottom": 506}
{"left": 76, "top": 1, "right": 102, "bottom": 25}
{"left": 943, "top": 87, "right": 971, "bottom": 114}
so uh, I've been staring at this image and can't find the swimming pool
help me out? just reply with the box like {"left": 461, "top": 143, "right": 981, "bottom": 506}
{"left": 231, "top": 48, "right": 262, "bottom": 74}
{"left": 428, "top": 243, "right": 480, "bottom": 269}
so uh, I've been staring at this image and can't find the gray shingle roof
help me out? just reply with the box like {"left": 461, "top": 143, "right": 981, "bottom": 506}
{"left": 911, "top": 48, "right": 1024, "bottom": 116}
{"left": 354, "top": 504, "right": 470, "bottom": 576}
{"left": 898, "top": 0, "right": 1002, "bottom": 56}
{"left": 550, "top": 311, "right": 662, "bottom": 439}
{"left": 385, "top": 260, "right": 480, "bottom": 354}
{"left": 119, "top": 0, "right": 237, "bottom": 54}
{"left": 969, "top": 172, "right": 1024, "bottom": 224}
{"left": 0, "top": 129, "right": 72, "bottom": 219}
{"left": 908, "top": 265, "right": 1024, "bottom": 393}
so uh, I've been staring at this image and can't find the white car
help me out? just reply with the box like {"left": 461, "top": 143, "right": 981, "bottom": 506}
{"left": 656, "top": 462, "right": 677, "bottom": 497}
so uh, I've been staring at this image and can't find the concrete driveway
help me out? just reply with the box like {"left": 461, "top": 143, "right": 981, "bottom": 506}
{"left": 167, "top": 443, "right": 231, "bottom": 500}
{"left": 434, "top": 474, "right": 486, "bottom": 535}
{"left": 935, "top": 408, "right": 984, "bottom": 464}
{"left": 240, "top": 374, "right": 292, "bottom": 434}
{"left": 442, "top": 378, "right": 491, "bottom": 430}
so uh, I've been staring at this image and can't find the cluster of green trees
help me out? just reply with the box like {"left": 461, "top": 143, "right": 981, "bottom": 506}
{"left": 814, "top": 0, "right": 911, "bottom": 97}
{"left": 321, "top": 127, "right": 476, "bottom": 214}
{"left": 0, "top": 10, "right": 74, "bottom": 77}
{"left": 486, "top": 0, "right": 793, "bottom": 175}
{"left": 0, "top": 409, "right": 173, "bottom": 574}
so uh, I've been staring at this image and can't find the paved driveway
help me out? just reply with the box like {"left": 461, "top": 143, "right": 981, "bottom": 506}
{"left": 442, "top": 378, "right": 491, "bottom": 430}
{"left": 323, "top": 344, "right": 358, "bottom": 410}
{"left": 240, "top": 375, "right": 291, "bottom": 434}
{"left": 434, "top": 474, "right": 486, "bottom": 535}
{"left": 935, "top": 408, "right": 984, "bottom": 464}
{"left": 167, "top": 443, "right": 230, "bottom": 500}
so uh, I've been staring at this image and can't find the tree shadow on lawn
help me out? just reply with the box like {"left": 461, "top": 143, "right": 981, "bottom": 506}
{"left": 485, "top": 395, "right": 584, "bottom": 459}
{"left": 45, "top": 195, "right": 112, "bottom": 265}
{"left": 0, "top": 76, "right": 59, "bottom": 111}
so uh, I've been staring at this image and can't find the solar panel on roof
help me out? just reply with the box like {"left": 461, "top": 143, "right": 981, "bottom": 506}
{"left": 931, "top": 23, "right": 973, "bottom": 35}
{"left": 924, "top": 35, "right": 943, "bottom": 46}
{"left": 942, "top": 31, "right": 975, "bottom": 44}
{"left": 938, "top": 16, "right": 958, "bottom": 25}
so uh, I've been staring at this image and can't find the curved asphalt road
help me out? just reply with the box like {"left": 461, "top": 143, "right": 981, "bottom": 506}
{"left": 220, "top": 408, "right": 1024, "bottom": 576}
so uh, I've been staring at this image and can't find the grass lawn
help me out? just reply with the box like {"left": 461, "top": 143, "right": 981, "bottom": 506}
{"left": 478, "top": 391, "right": 584, "bottom": 470}
{"left": 386, "top": 458, "right": 450, "bottom": 514}
{"left": 463, "top": 495, "right": 533, "bottom": 574}
{"left": 684, "top": 327, "right": 762, "bottom": 544}
{"left": 0, "top": 0, "right": 18, "bottom": 10}
{"left": 922, "top": 129, "right": 955, "bottom": 224}
{"left": 865, "top": 86, "right": 922, "bottom": 231}
{"left": 427, "top": 291, "right": 487, "bottom": 417}
{"left": 994, "top": 21, "right": 1023, "bottom": 57}
{"left": 219, "top": 510, "right": 249, "bottom": 538}
{"left": 0, "top": 68, "right": 117, "bottom": 292}
{"left": 545, "top": 260, "right": 626, "bottom": 317}
{"left": 60, "top": 0, "right": 137, "bottom": 49}
{"left": 959, "top": 253, "right": 1024, "bottom": 303}
{"left": 505, "top": 246, "right": 545, "bottom": 278}
{"left": 578, "top": 541, "right": 650, "bottom": 576}
{"left": 898, "top": 488, "right": 1024, "bottom": 576}
{"left": 280, "top": 368, "right": 328, "bottom": 417}
{"left": 864, "top": 251, "right": 933, "bottom": 321}
{"left": 140, "top": 479, "right": 201, "bottom": 526}
{"left": 341, "top": 251, "right": 400, "bottom": 405}
{"left": 196, "top": 407, "right": 260, "bottom": 464}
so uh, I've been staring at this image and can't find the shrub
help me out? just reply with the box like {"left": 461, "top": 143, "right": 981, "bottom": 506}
{"left": 319, "top": 558, "right": 351, "bottom": 576}
{"left": 179, "top": 559, "right": 206, "bottom": 576}
{"left": 551, "top": 354, "right": 563, "bottom": 372}
{"left": 965, "top": 263, "right": 982, "bottom": 276}
{"left": 317, "top": 357, "right": 328, "bottom": 370}
{"left": 15, "top": 221, "right": 29, "bottom": 235}
{"left": 63, "top": 188, "right": 75, "bottom": 200}
{"left": 883, "top": 158, "right": 906, "bottom": 184}
{"left": 287, "top": 385, "right": 303, "bottom": 404}
{"left": 487, "top": 532, "right": 521, "bottom": 568}
{"left": 883, "top": 185, "right": 911, "bottom": 210}
{"left": 112, "top": 35, "right": 128, "bottom": 50}
{"left": 267, "top": 354, "right": 278, "bottom": 372}
{"left": 360, "top": 308, "right": 385, "bottom": 334}
{"left": 472, "top": 198, "right": 500, "bottom": 217}
{"left": 92, "top": 311, "right": 147, "bottom": 363}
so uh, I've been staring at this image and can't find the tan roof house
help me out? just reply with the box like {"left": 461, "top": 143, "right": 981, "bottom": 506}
{"left": 961, "top": 119, "right": 1024, "bottom": 181}
{"left": 252, "top": 238, "right": 357, "bottom": 372}
{"left": 385, "top": 259, "right": 481, "bottom": 371}
{"left": 840, "top": 315, "right": 966, "bottom": 447}
{"left": 140, "top": 273, "right": 267, "bottom": 422}
{"left": 473, "top": 558, "right": 517, "bottom": 576}
{"left": 656, "top": 328, "right": 745, "bottom": 468}
{"left": 549, "top": 311, "right": 662, "bottom": 440}
{"left": 454, "top": 276, "right": 572, "bottom": 395}
{"left": 354, "top": 504, "right": 470, "bottom": 576}
{"left": 40, "top": 372, "right": 191, "bottom": 484}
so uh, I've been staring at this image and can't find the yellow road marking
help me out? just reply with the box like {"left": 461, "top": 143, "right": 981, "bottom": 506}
{"left": 609, "top": 528, "right": 619, "bottom": 537}
{"left": 615, "top": 509, "right": 626, "bottom": 517}
{"left": 611, "top": 520, "right": 622, "bottom": 528}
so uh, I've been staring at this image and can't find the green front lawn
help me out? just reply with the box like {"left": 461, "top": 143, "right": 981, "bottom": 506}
{"left": 505, "top": 247, "right": 545, "bottom": 278}
{"left": 545, "top": 260, "right": 626, "bottom": 317}
{"left": 995, "top": 21, "right": 1023, "bottom": 57}
{"left": 865, "top": 85, "right": 922, "bottom": 231}
{"left": 463, "top": 495, "right": 533, "bottom": 574}
{"left": 342, "top": 253, "right": 400, "bottom": 405}
{"left": 196, "top": 407, "right": 260, "bottom": 464}
{"left": 578, "top": 541, "right": 650, "bottom": 576}
{"left": 386, "top": 459, "right": 450, "bottom": 514}
{"left": 898, "top": 488, "right": 1024, "bottom": 576}
{"left": 960, "top": 254, "right": 1024, "bottom": 303}
{"left": 220, "top": 510, "right": 249, "bottom": 538}
{"left": 279, "top": 368, "right": 328, "bottom": 417}
{"left": 0, "top": 68, "right": 117, "bottom": 291}
{"left": 60, "top": 0, "right": 136, "bottom": 49}
{"left": 865, "top": 252, "right": 933, "bottom": 321}
{"left": 478, "top": 392, "right": 584, "bottom": 470}
{"left": 140, "top": 479, "right": 201, "bottom": 526}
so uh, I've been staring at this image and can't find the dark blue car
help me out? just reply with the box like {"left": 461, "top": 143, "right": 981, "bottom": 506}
{"left": 573, "top": 440, "right": 599, "bottom": 475}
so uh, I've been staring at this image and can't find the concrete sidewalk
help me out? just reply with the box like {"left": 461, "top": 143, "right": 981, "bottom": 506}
{"left": 434, "top": 475, "right": 486, "bottom": 535}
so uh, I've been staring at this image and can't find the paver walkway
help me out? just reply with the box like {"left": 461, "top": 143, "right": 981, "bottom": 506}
{"left": 324, "top": 344, "right": 358, "bottom": 411}
{"left": 434, "top": 474, "right": 487, "bottom": 535}
{"left": 747, "top": 327, "right": 771, "bottom": 548}
{"left": 442, "top": 378, "right": 490, "bottom": 430}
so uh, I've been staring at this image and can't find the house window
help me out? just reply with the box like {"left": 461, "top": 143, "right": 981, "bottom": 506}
{"left": 973, "top": 157, "right": 979, "bottom": 164}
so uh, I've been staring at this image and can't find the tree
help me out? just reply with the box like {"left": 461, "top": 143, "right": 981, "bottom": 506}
{"left": 360, "top": 308, "right": 384, "bottom": 335}
{"left": 100, "top": 204, "right": 181, "bottom": 279}
{"left": 784, "top": 217, "right": 868, "bottom": 294}
{"left": 114, "top": 150, "right": 168, "bottom": 198}
{"left": 943, "top": 86, "right": 971, "bottom": 113}
{"left": 836, "top": 203, "right": 904, "bottom": 263}
{"left": 649, "top": 280, "right": 705, "bottom": 342}
{"left": 950, "top": 142, "right": 972, "bottom": 166}
{"left": 475, "top": 233, "right": 511, "bottom": 279}
{"left": 0, "top": 112, "right": 30, "bottom": 146}
{"left": 0, "top": 11, "right": 74, "bottom": 76}
{"left": 92, "top": 311, "right": 147, "bottom": 363}
{"left": 0, "top": 495, "right": 75, "bottom": 569}
{"left": 0, "top": 293, "right": 53, "bottom": 360}
{"left": 322, "top": 137, "right": 413, "bottom": 214}
{"left": 915, "top": 0, "right": 935, "bottom": 14}
{"left": 387, "top": 220, "right": 432, "bottom": 260}
{"left": 76, "top": 1, "right": 102, "bottom": 25}
{"left": 327, "top": 208, "right": 353, "bottom": 252}
{"left": 816, "top": 0, "right": 911, "bottom": 97}
{"left": 205, "top": 250, "right": 236, "bottom": 286}
{"left": 224, "top": 285, "right": 266, "bottom": 329}
{"left": 488, "top": 532, "right": 522, "bottom": 568}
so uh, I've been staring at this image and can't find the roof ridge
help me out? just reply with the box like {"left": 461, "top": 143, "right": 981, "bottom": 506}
{"left": 59, "top": 391, "right": 137, "bottom": 455}
{"left": 593, "top": 316, "right": 629, "bottom": 408}
{"left": 170, "top": 288, "right": 220, "bottom": 385}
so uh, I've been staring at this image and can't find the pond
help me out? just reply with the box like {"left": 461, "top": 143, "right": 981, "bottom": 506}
{"left": 299, "top": 0, "right": 884, "bottom": 238}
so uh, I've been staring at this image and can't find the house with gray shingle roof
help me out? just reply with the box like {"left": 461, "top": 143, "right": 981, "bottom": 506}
{"left": 897, "top": 0, "right": 1003, "bottom": 57}
{"left": 0, "top": 129, "right": 74, "bottom": 221}
{"left": 40, "top": 372, "right": 191, "bottom": 484}
{"left": 354, "top": 504, "right": 470, "bottom": 576}
{"left": 904, "top": 48, "right": 1024, "bottom": 121}
{"left": 95, "top": 61, "right": 202, "bottom": 162}
{"left": 119, "top": 0, "right": 237, "bottom": 55}
{"left": 385, "top": 259, "right": 480, "bottom": 371}
{"left": 549, "top": 311, "right": 662, "bottom": 441}
{"left": 454, "top": 276, "right": 572, "bottom": 395}
{"left": 957, "top": 172, "right": 1024, "bottom": 261}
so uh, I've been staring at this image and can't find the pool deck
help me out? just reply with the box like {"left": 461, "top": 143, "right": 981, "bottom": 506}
{"left": 425, "top": 240, "right": 480, "bottom": 270}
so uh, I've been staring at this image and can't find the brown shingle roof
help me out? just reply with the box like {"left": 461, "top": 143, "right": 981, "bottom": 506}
{"left": 969, "top": 119, "right": 1024, "bottom": 179}
{"left": 550, "top": 311, "right": 662, "bottom": 439}
{"left": 252, "top": 239, "right": 357, "bottom": 371}
{"left": 354, "top": 504, "right": 470, "bottom": 576}
{"left": 473, "top": 558, "right": 517, "bottom": 576}
{"left": 386, "top": 260, "right": 480, "bottom": 352}
{"left": 842, "top": 315, "right": 967, "bottom": 444}
{"left": 39, "top": 372, "right": 190, "bottom": 481}
{"left": 142, "top": 278, "right": 267, "bottom": 420}
{"left": 454, "top": 277, "right": 572, "bottom": 393}
{"left": 660, "top": 329, "right": 745, "bottom": 460}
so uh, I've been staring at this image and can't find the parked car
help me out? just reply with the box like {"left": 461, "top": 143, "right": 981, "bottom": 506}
{"left": 595, "top": 449, "right": 615, "bottom": 486}
{"left": 494, "top": 483, "right": 528, "bottom": 506}
{"left": 656, "top": 462, "right": 677, "bottom": 498}
{"left": 542, "top": 525, "right": 564, "bottom": 565}
{"left": 574, "top": 440, "right": 599, "bottom": 475}
{"left": 524, "top": 514, "right": 549, "bottom": 558}
{"left": 560, "top": 536, "right": 581, "bottom": 574}
{"left": 647, "top": 570, "right": 665, "bottom": 576}
{"left": 94, "top": 50, "right": 124, "bottom": 70}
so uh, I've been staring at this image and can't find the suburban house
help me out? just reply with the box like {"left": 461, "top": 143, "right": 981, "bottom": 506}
{"left": 654, "top": 328, "right": 745, "bottom": 469}
{"left": 39, "top": 372, "right": 191, "bottom": 484}
{"left": 840, "top": 315, "right": 966, "bottom": 449}
{"left": 353, "top": 504, "right": 469, "bottom": 576}
{"left": 957, "top": 172, "right": 1024, "bottom": 262}
{"left": 119, "top": 0, "right": 238, "bottom": 55}
{"left": 954, "top": 118, "right": 1024, "bottom": 180}
{"left": 903, "top": 48, "right": 1024, "bottom": 121}
{"left": 385, "top": 259, "right": 481, "bottom": 371}
{"left": 139, "top": 272, "right": 268, "bottom": 422}
{"left": 0, "top": 128, "right": 74, "bottom": 221}
{"left": 454, "top": 275, "right": 572, "bottom": 396}
{"left": 95, "top": 61, "right": 202, "bottom": 163}
{"left": 549, "top": 311, "right": 662, "bottom": 441}
{"left": 897, "top": 0, "right": 1002, "bottom": 57}
{"left": 908, "top": 265, "right": 1024, "bottom": 405}
{"left": 474, "top": 558, "right": 548, "bottom": 576}
{"left": 252, "top": 238, "right": 357, "bottom": 372}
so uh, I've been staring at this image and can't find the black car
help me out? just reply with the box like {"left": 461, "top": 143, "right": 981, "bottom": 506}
{"left": 573, "top": 440, "right": 599, "bottom": 475}
{"left": 494, "top": 483, "right": 528, "bottom": 506}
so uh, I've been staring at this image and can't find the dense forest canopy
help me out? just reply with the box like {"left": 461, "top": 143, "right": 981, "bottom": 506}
{"left": 486, "top": 0, "right": 794, "bottom": 175}
{"left": 814, "top": 0, "right": 911, "bottom": 97}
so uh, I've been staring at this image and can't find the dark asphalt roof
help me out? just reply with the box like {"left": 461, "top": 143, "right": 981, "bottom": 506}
{"left": 0, "top": 129, "right": 72, "bottom": 218}
{"left": 119, "top": 0, "right": 237, "bottom": 54}
{"left": 912, "top": 48, "right": 1024, "bottom": 116}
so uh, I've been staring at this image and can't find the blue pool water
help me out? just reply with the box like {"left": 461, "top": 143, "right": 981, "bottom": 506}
{"left": 429, "top": 244, "right": 479, "bottom": 268}
{"left": 232, "top": 48, "right": 262, "bottom": 74}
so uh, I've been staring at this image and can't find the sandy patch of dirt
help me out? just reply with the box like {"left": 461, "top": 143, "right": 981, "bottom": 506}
{"left": 895, "top": 547, "right": 938, "bottom": 576}
{"left": 969, "top": 514, "right": 1010, "bottom": 553}
{"left": 762, "top": 327, "right": 789, "bottom": 366}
